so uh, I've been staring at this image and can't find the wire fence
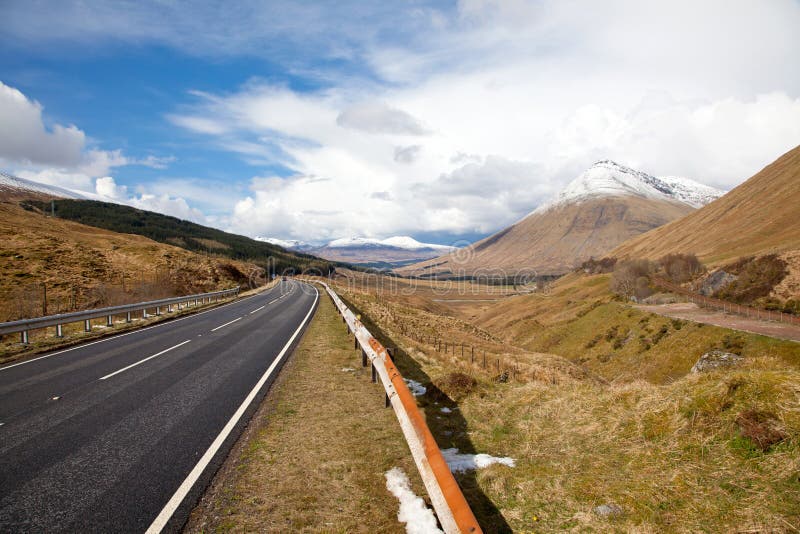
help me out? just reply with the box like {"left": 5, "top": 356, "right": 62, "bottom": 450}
{"left": 652, "top": 277, "right": 800, "bottom": 326}
{"left": 399, "top": 324, "right": 521, "bottom": 381}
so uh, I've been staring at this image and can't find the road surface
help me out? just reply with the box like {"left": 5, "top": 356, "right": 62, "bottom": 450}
{"left": 0, "top": 280, "right": 318, "bottom": 533}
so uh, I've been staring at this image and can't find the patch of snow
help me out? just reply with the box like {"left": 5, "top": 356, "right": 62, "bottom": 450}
{"left": 326, "top": 235, "right": 455, "bottom": 251}
{"left": 440, "top": 448, "right": 516, "bottom": 473}
{"left": 404, "top": 378, "right": 427, "bottom": 397}
{"left": 253, "top": 236, "right": 315, "bottom": 250}
{"left": 385, "top": 467, "right": 443, "bottom": 534}
{"left": 440, "top": 407, "right": 453, "bottom": 414}
{"left": 0, "top": 171, "right": 87, "bottom": 199}
{"left": 532, "top": 160, "right": 724, "bottom": 214}
{"left": 341, "top": 367, "right": 356, "bottom": 372}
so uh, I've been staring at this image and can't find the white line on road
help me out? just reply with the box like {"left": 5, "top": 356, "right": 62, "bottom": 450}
{"left": 249, "top": 305, "right": 266, "bottom": 314}
{"left": 0, "top": 285, "right": 281, "bottom": 372}
{"left": 145, "top": 285, "right": 318, "bottom": 534}
{"left": 210, "top": 317, "right": 242, "bottom": 332}
{"left": 99, "top": 340, "right": 191, "bottom": 380}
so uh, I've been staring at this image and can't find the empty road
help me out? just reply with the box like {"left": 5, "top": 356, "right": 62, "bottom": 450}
{"left": 0, "top": 279, "right": 318, "bottom": 533}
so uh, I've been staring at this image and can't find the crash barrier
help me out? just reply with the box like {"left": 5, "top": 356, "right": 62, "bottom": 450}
{"left": 319, "top": 281, "right": 481, "bottom": 534}
{"left": 0, "top": 287, "right": 240, "bottom": 344}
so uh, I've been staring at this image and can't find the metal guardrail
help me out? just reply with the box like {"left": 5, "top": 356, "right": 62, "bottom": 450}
{"left": 318, "top": 281, "right": 481, "bottom": 534}
{"left": 1, "top": 287, "right": 240, "bottom": 344}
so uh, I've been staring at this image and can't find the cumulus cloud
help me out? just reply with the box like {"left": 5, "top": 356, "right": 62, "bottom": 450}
{"left": 0, "top": 81, "right": 85, "bottom": 167}
{"left": 337, "top": 102, "right": 430, "bottom": 136}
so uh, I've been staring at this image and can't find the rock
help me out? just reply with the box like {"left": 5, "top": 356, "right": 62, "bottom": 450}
{"left": 691, "top": 350, "right": 743, "bottom": 373}
{"left": 699, "top": 270, "right": 737, "bottom": 296}
{"left": 594, "top": 503, "right": 624, "bottom": 517}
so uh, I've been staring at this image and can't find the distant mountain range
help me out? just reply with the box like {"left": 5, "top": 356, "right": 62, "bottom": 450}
{"left": 255, "top": 235, "right": 456, "bottom": 267}
{"left": 397, "top": 160, "right": 725, "bottom": 278}
{"left": 0, "top": 172, "right": 87, "bottom": 201}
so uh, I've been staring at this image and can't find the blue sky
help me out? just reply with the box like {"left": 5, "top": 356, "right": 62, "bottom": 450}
{"left": 1, "top": 1, "right": 799, "bottom": 245}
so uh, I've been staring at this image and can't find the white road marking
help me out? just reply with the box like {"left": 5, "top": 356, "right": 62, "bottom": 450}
{"left": 249, "top": 305, "right": 265, "bottom": 314}
{"left": 0, "top": 286, "right": 280, "bottom": 372}
{"left": 99, "top": 340, "right": 191, "bottom": 380}
{"left": 145, "top": 285, "right": 318, "bottom": 534}
{"left": 210, "top": 317, "right": 242, "bottom": 332}
{"left": 51, "top": 396, "right": 60, "bottom": 400}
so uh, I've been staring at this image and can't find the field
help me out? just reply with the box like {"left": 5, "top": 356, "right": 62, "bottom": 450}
{"left": 325, "top": 269, "right": 800, "bottom": 531}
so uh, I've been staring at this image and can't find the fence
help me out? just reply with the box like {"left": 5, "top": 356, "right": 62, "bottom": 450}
{"left": 400, "top": 326, "right": 520, "bottom": 381}
{"left": 0, "top": 287, "right": 240, "bottom": 344}
{"left": 319, "top": 282, "right": 481, "bottom": 534}
{"left": 651, "top": 277, "right": 800, "bottom": 326}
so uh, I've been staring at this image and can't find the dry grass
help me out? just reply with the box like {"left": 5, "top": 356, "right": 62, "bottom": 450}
{"left": 185, "top": 293, "right": 423, "bottom": 533}
{"left": 329, "top": 271, "right": 800, "bottom": 531}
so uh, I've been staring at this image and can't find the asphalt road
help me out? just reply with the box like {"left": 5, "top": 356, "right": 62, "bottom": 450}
{"left": 0, "top": 279, "right": 319, "bottom": 533}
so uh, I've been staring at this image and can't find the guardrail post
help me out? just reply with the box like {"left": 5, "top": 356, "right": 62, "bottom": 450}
{"left": 362, "top": 348, "right": 368, "bottom": 367}
{"left": 106, "top": 315, "right": 113, "bottom": 327}
{"left": 56, "top": 324, "right": 63, "bottom": 337}
{"left": 84, "top": 319, "right": 91, "bottom": 332}
{"left": 126, "top": 312, "right": 131, "bottom": 323}
{"left": 143, "top": 308, "right": 148, "bottom": 319}
{"left": 21, "top": 330, "right": 28, "bottom": 344}
{"left": 167, "top": 304, "right": 173, "bottom": 313}
{"left": 156, "top": 306, "right": 161, "bottom": 316}
{"left": 371, "top": 362, "right": 377, "bottom": 383}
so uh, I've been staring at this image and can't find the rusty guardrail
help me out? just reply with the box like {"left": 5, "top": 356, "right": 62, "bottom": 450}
{"left": 318, "top": 281, "right": 481, "bottom": 534}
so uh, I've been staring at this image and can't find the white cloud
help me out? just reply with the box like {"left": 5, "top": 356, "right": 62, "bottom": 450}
{"left": 337, "top": 102, "right": 430, "bottom": 136}
{"left": 0, "top": 81, "right": 85, "bottom": 167}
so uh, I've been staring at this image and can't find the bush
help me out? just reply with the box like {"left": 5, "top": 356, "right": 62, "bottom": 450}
{"left": 610, "top": 259, "right": 654, "bottom": 299}
{"left": 714, "top": 255, "right": 788, "bottom": 304}
{"left": 580, "top": 256, "right": 617, "bottom": 274}
{"left": 658, "top": 253, "right": 704, "bottom": 283}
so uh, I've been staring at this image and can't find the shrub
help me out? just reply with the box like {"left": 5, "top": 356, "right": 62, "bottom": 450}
{"left": 580, "top": 256, "right": 618, "bottom": 274}
{"left": 610, "top": 259, "right": 653, "bottom": 299}
{"left": 658, "top": 253, "right": 704, "bottom": 283}
{"left": 714, "top": 255, "right": 788, "bottom": 304}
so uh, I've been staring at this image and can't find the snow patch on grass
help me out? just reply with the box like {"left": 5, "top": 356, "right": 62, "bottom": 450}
{"left": 385, "top": 467, "right": 443, "bottom": 534}
{"left": 404, "top": 378, "right": 427, "bottom": 397}
{"left": 440, "top": 448, "right": 516, "bottom": 473}
{"left": 341, "top": 367, "right": 355, "bottom": 372}
{"left": 440, "top": 407, "right": 452, "bottom": 414}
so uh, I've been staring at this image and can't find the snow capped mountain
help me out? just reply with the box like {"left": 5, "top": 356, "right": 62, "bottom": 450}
{"left": 327, "top": 236, "right": 454, "bottom": 251}
{"left": 253, "top": 236, "right": 315, "bottom": 251}
{"left": 0, "top": 172, "right": 87, "bottom": 199}
{"left": 539, "top": 160, "right": 724, "bottom": 213}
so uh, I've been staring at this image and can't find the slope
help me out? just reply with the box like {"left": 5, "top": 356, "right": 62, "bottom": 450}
{"left": 399, "top": 160, "right": 717, "bottom": 278}
{"left": 613, "top": 144, "right": 800, "bottom": 265}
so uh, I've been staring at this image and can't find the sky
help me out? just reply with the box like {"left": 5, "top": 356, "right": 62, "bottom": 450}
{"left": 1, "top": 0, "right": 799, "bottom": 246}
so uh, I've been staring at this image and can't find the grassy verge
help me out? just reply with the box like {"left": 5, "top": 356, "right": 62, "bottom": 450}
{"left": 184, "top": 291, "right": 422, "bottom": 533}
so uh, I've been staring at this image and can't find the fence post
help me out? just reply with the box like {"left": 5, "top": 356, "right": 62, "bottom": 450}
{"left": 126, "top": 311, "right": 131, "bottom": 323}
{"left": 362, "top": 348, "right": 368, "bottom": 367}
{"left": 483, "top": 350, "right": 486, "bottom": 369}
{"left": 371, "top": 363, "right": 377, "bottom": 383}
{"left": 84, "top": 319, "right": 91, "bottom": 332}
{"left": 471, "top": 346, "right": 475, "bottom": 363}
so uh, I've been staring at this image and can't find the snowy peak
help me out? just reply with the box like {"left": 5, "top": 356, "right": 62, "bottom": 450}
{"left": 327, "top": 236, "right": 455, "bottom": 251}
{"left": 547, "top": 160, "right": 724, "bottom": 211}
{"left": 0, "top": 171, "right": 86, "bottom": 199}
{"left": 253, "top": 236, "right": 314, "bottom": 251}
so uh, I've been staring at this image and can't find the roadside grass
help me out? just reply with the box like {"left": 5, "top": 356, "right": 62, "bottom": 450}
{"left": 334, "top": 273, "right": 800, "bottom": 532}
{"left": 185, "top": 292, "right": 421, "bottom": 533}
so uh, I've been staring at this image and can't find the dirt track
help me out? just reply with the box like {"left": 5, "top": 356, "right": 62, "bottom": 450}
{"left": 635, "top": 302, "right": 800, "bottom": 343}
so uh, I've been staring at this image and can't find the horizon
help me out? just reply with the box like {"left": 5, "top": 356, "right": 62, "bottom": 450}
{"left": 1, "top": 1, "right": 799, "bottom": 246}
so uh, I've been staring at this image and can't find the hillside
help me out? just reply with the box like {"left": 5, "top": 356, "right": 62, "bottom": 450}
{"left": 23, "top": 199, "right": 334, "bottom": 275}
{"left": 0, "top": 201, "right": 260, "bottom": 322}
{"left": 398, "top": 161, "right": 720, "bottom": 278}
{"left": 612, "top": 145, "right": 800, "bottom": 265}
{"left": 0, "top": 172, "right": 86, "bottom": 201}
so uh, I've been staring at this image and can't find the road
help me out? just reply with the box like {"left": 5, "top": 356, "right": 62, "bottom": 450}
{"left": 0, "top": 279, "right": 318, "bottom": 533}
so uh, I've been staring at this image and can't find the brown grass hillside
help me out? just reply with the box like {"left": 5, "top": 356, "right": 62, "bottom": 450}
{"left": 613, "top": 144, "right": 800, "bottom": 265}
{"left": 398, "top": 195, "right": 693, "bottom": 278}
{"left": 0, "top": 201, "right": 259, "bottom": 321}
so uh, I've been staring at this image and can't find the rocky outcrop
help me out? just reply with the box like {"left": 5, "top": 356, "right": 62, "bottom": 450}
{"left": 691, "top": 350, "right": 742, "bottom": 373}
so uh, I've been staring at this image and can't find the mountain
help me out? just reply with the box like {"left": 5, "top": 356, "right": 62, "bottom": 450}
{"left": 308, "top": 236, "right": 457, "bottom": 266}
{"left": 20, "top": 199, "right": 335, "bottom": 276}
{"left": 613, "top": 144, "right": 800, "bottom": 265}
{"left": 254, "top": 236, "right": 316, "bottom": 252}
{"left": 397, "top": 161, "right": 723, "bottom": 279}
{"left": 0, "top": 171, "right": 87, "bottom": 201}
